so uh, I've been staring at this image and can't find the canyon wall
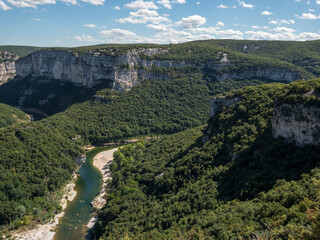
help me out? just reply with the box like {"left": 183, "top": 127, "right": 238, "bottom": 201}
{"left": 0, "top": 51, "right": 18, "bottom": 84}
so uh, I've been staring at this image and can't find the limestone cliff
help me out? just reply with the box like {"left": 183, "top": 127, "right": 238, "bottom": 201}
{"left": 15, "top": 48, "right": 302, "bottom": 92}
{"left": 272, "top": 102, "right": 320, "bottom": 146}
{"left": 0, "top": 51, "right": 18, "bottom": 84}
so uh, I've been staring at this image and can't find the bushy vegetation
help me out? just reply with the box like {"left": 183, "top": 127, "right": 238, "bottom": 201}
{"left": 42, "top": 76, "right": 271, "bottom": 145}
{"left": 207, "top": 39, "right": 320, "bottom": 77}
{"left": 274, "top": 78, "right": 320, "bottom": 107}
{"left": 0, "top": 122, "right": 82, "bottom": 230}
{"left": 0, "top": 104, "right": 30, "bottom": 128}
{"left": 93, "top": 81, "right": 320, "bottom": 239}
{"left": 0, "top": 46, "right": 42, "bottom": 57}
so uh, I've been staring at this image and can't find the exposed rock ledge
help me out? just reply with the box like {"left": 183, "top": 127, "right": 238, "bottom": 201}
{"left": 15, "top": 48, "right": 302, "bottom": 92}
{"left": 0, "top": 51, "right": 18, "bottom": 85}
{"left": 272, "top": 103, "right": 320, "bottom": 146}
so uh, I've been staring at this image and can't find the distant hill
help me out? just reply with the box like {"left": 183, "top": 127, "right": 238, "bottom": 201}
{"left": 0, "top": 45, "right": 42, "bottom": 57}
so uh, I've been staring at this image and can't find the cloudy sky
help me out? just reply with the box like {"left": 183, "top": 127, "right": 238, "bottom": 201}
{"left": 0, "top": 0, "right": 319, "bottom": 46}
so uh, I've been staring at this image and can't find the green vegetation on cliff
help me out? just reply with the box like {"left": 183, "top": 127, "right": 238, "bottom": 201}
{"left": 0, "top": 122, "right": 82, "bottom": 229}
{"left": 93, "top": 80, "right": 320, "bottom": 239}
{"left": 42, "top": 75, "right": 271, "bottom": 145}
{"left": 0, "top": 46, "right": 42, "bottom": 57}
{"left": 0, "top": 104, "right": 30, "bottom": 128}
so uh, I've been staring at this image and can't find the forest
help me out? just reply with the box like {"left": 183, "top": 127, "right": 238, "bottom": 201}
{"left": 0, "top": 40, "right": 319, "bottom": 238}
{"left": 93, "top": 80, "right": 320, "bottom": 239}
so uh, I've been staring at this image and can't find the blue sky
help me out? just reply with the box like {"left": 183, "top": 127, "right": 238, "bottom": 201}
{"left": 0, "top": 0, "right": 320, "bottom": 47}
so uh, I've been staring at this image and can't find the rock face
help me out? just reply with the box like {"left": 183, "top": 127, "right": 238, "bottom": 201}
{"left": 272, "top": 103, "right": 320, "bottom": 146}
{"left": 0, "top": 51, "right": 18, "bottom": 84}
{"left": 15, "top": 48, "right": 302, "bottom": 92}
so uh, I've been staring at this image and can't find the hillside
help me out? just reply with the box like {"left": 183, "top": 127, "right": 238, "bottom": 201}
{"left": 206, "top": 39, "right": 320, "bottom": 77}
{"left": 0, "top": 103, "right": 30, "bottom": 128}
{"left": 93, "top": 80, "right": 320, "bottom": 239}
{"left": 0, "top": 40, "right": 312, "bottom": 117}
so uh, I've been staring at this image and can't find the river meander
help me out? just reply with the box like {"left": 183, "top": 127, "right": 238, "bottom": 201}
{"left": 53, "top": 146, "right": 116, "bottom": 240}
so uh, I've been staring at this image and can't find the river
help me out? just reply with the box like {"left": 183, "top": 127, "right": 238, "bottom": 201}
{"left": 53, "top": 146, "right": 116, "bottom": 240}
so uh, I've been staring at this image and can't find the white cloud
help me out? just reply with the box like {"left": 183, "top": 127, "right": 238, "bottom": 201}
{"left": 173, "top": 0, "right": 185, "bottom": 3}
{"left": 78, "top": 0, "right": 104, "bottom": 5}
{"left": 273, "top": 27, "right": 295, "bottom": 33}
{"left": 216, "top": 21, "right": 224, "bottom": 27}
{"left": 157, "top": 0, "right": 171, "bottom": 9}
{"left": 269, "top": 19, "right": 295, "bottom": 25}
{"left": 59, "top": 0, "right": 77, "bottom": 5}
{"left": 32, "top": 18, "right": 41, "bottom": 21}
{"left": 5, "top": 0, "right": 104, "bottom": 8}
{"left": 176, "top": 15, "right": 206, "bottom": 28}
{"left": 0, "top": 0, "right": 12, "bottom": 10}
{"left": 251, "top": 25, "right": 268, "bottom": 29}
{"left": 113, "top": 5, "right": 120, "bottom": 10}
{"left": 317, "top": 0, "right": 320, "bottom": 5}
{"left": 124, "top": 0, "right": 158, "bottom": 10}
{"left": 196, "top": 1, "right": 200, "bottom": 5}
{"left": 117, "top": 9, "right": 170, "bottom": 24}
{"left": 217, "top": 4, "right": 228, "bottom": 8}
{"left": 7, "top": 0, "right": 55, "bottom": 8}
{"left": 84, "top": 23, "right": 98, "bottom": 28}
{"left": 73, "top": 34, "right": 100, "bottom": 42}
{"left": 99, "top": 28, "right": 148, "bottom": 43}
{"left": 297, "top": 12, "right": 320, "bottom": 19}
{"left": 261, "top": 10, "right": 272, "bottom": 15}
{"left": 238, "top": 1, "right": 254, "bottom": 9}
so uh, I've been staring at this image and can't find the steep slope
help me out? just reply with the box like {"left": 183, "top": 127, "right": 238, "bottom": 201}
{"left": 41, "top": 76, "right": 271, "bottom": 145}
{"left": 0, "top": 40, "right": 310, "bottom": 117}
{"left": 93, "top": 80, "right": 320, "bottom": 239}
{"left": 0, "top": 122, "right": 83, "bottom": 229}
{"left": 0, "top": 103, "right": 30, "bottom": 128}
{"left": 0, "top": 51, "right": 18, "bottom": 84}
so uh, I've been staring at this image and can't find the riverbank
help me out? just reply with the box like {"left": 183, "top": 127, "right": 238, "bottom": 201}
{"left": 12, "top": 176, "right": 77, "bottom": 240}
{"left": 90, "top": 147, "right": 118, "bottom": 209}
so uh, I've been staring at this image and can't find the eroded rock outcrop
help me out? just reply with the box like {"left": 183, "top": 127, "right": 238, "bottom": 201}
{"left": 15, "top": 48, "right": 303, "bottom": 92}
{"left": 272, "top": 102, "right": 320, "bottom": 146}
{"left": 0, "top": 51, "right": 18, "bottom": 84}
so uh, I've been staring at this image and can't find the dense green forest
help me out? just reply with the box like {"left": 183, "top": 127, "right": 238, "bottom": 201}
{"left": 205, "top": 39, "right": 320, "bottom": 77}
{"left": 93, "top": 80, "right": 320, "bottom": 239}
{"left": 42, "top": 76, "right": 271, "bottom": 145}
{"left": 0, "top": 103, "right": 30, "bottom": 128}
{"left": 0, "top": 75, "right": 270, "bottom": 231}
{"left": 0, "top": 40, "right": 320, "bottom": 236}
{"left": 0, "top": 122, "right": 82, "bottom": 231}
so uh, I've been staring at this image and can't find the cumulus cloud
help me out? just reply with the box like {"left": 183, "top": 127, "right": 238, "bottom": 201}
{"left": 216, "top": 21, "right": 224, "bottom": 27}
{"left": 0, "top": 0, "right": 12, "bottom": 10}
{"left": 157, "top": 0, "right": 171, "bottom": 9}
{"left": 117, "top": 9, "right": 171, "bottom": 24}
{"left": 217, "top": 4, "right": 227, "bottom": 8}
{"left": 99, "top": 28, "right": 148, "bottom": 43}
{"left": 297, "top": 12, "right": 320, "bottom": 19}
{"left": 176, "top": 15, "right": 206, "bottom": 28}
{"left": 73, "top": 34, "right": 100, "bottom": 42}
{"left": 245, "top": 29, "right": 320, "bottom": 41}
{"left": 4, "top": 0, "right": 104, "bottom": 8}
{"left": 124, "top": 0, "right": 158, "bottom": 10}
{"left": 317, "top": 0, "right": 320, "bottom": 5}
{"left": 238, "top": 1, "right": 254, "bottom": 9}
{"left": 84, "top": 23, "right": 98, "bottom": 28}
{"left": 269, "top": 19, "right": 295, "bottom": 25}
{"left": 7, "top": 0, "right": 55, "bottom": 8}
{"left": 261, "top": 10, "right": 272, "bottom": 15}
{"left": 113, "top": 5, "right": 120, "bottom": 10}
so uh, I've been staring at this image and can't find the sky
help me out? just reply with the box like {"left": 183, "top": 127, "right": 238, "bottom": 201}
{"left": 0, "top": 0, "right": 320, "bottom": 47}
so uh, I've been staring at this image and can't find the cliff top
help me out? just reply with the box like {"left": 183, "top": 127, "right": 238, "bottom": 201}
{"left": 275, "top": 78, "right": 320, "bottom": 107}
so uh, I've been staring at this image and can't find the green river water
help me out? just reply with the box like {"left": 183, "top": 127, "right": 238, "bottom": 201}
{"left": 53, "top": 146, "right": 115, "bottom": 240}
